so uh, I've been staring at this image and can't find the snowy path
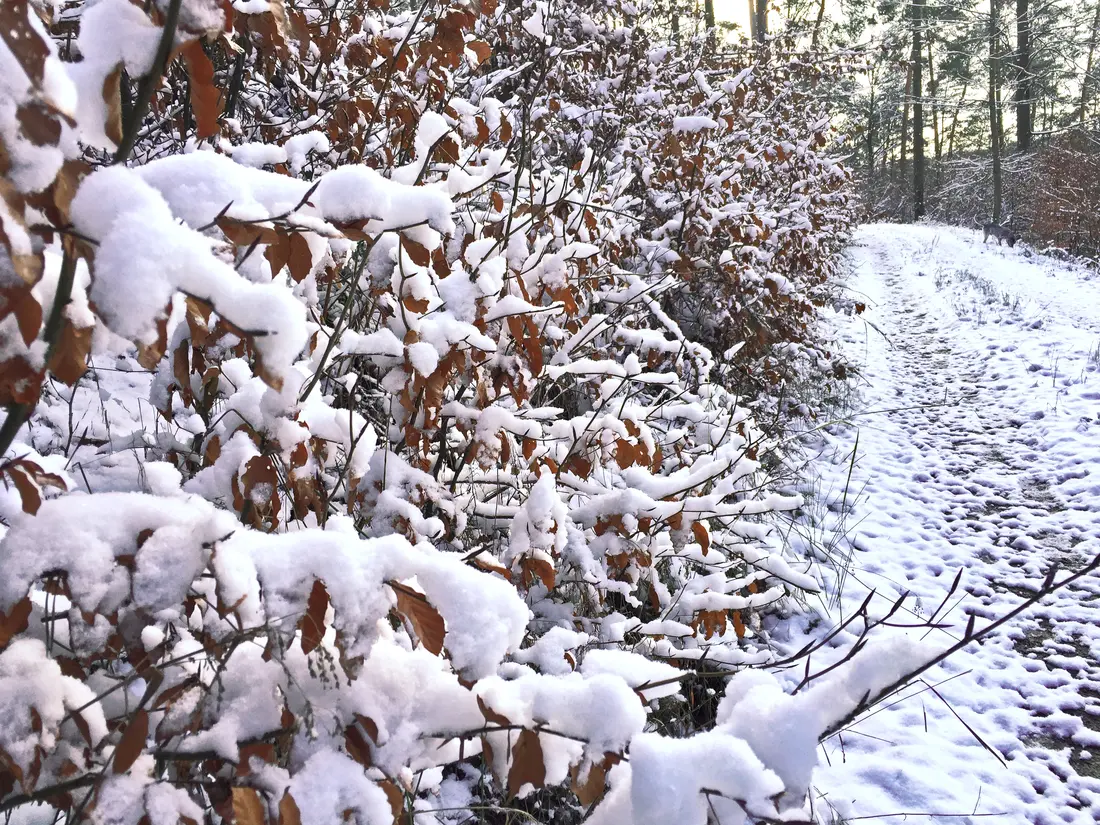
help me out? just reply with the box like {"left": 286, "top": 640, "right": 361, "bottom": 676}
{"left": 806, "top": 225, "right": 1100, "bottom": 823}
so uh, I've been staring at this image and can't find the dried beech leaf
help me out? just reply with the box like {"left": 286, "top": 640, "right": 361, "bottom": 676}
{"left": 113, "top": 709, "right": 149, "bottom": 774}
{"left": 102, "top": 64, "right": 124, "bottom": 147}
{"left": 6, "top": 466, "right": 40, "bottom": 515}
{"left": 0, "top": 1, "right": 49, "bottom": 86}
{"left": 401, "top": 237, "right": 431, "bottom": 267}
{"left": 48, "top": 320, "right": 92, "bottom": 384}
{"left": 507, "top": 729, "right": 545, "bottom": 799}
{"left": 0, "top": 287, "right": 40, "bottom": 348}
{"left": 570, "top": 755, "right": 613, "bottom": 806}
{"left": 16, "top": 101, "right": 61, "bottom": 147}
{"left": 180, "top": 40, "right": 222, "bottom": 139}
{"left": 378, "top": 779, "right": 403, "bottom": 823}
{"left": 218, "top": 216, "right": 280, "bottom": 246}
{"left": 298, "top": 579, "right": 328, "bottom": 654}
{"left": 344, "top": 722, "right": 372, "bottom": 768}
{"left": 731, "top": 609, "right": 746, "bottom": 639}
{"left": 287, "top": 233, "right": 312, "bottom": 283}
{"left": 390, "top": 582, "right": 445, "bottom": 655}
{"left": 477, "top": 696, "right": 510, "bottom": 727}
{"left": 521, "top": 557, "right": 555, "bottom": 591}
{"left": 691, "top": 521, "right": 710, "bottom": 556}
{"left": 467, "top": 40, "right": 491, "bottom": 66}
{"left": 232, "top": 787, "right": 267, "bottom": 825}
{"left": 0, "top": 597, "right": 32, "bottom": 650}
{"left": 277, "top": 792, "right": 301, "bottom": 825}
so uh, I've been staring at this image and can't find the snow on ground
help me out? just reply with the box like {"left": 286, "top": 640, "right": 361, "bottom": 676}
{"left": 801, "top": 224, "right": 1100, "bottom": 823}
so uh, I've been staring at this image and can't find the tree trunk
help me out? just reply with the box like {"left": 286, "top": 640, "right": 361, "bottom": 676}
{"left": 867, "top": 84, "right": 876, "bottom": 175}
{"left": 1081, "top": 1, "right": 1100, "bottom": 123}
{"left": 948, "top": 79, "right": 967, "bottom": 158}
{"left": 1014, "top": 0, "right": 1031, "bottom": 150}
{"left": 704, "top": 0, "right": 715, "bottom": 49}
{"left": 927, "top": 38, "right": 941, "bottom": 160}
{"left": 990, "top": 0, "right": 1003, "bottom": 222}
{"left": 753, "top": 0, "right": 767, "bottom": 43}
{"left": 811, "top": 0, "right": 827, "bottom": 49}
{"left": 900, "top": 62, "right": 912, "bottom": 178}
{"left": 913, "top": 0, "right": 925, "bottom": 219}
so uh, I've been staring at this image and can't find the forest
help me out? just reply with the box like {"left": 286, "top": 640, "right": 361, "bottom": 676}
{"left": 0, "top": 0, "right": 1098, "bottom": 823}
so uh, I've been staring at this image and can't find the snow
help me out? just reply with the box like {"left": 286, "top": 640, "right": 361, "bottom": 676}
{"left": 578, "top": 649, "right": 683, "bottom": 701}
{"left": 312, "top": 165, "right": 455, "bottom": 235}
{"left": 0, "top": 639, "right": 108, "bottom": 780}
{"left": 68, "top": 0, "right": 161, "bottom": 149}
{"left": 287, "top": 751, "right": 395, "bottom": 825}
{"left": 627, "top": 730, "right": 784, "bottom": 825}
{"left": 70, "top": 165, "right": 308, "bottom": 385}
{"left": 230, "top": 142, "right": 289, "bottom": 168}
{"left": 0, "top": 491, "right": 237, "bottom": 615}
{"left": 804, "top": 224, "right": 1100, "bottom": 823}
{"left": 672, "top": 117, "right": 718, "bottom": 133}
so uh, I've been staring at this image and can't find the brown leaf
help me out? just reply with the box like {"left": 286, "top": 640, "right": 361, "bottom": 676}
{"left": 469, "top": 554, "right": 512, "bottom": 581}
{"left": 298, "top": 579, "right": 328, "bottom": 655}
{"left": 236, "top": 742, "right": 275, "bottom": 777}
{"left": 520, "top": 557, "right": 555, "bottom": 591}
{"left": 507, "top": 729, "right": 545, "bottom": 799}
{"left": 390, "top": 582, "right": 445, "bottom": 655}
{"left": 264, "top": 231, "right": 291, "bottom": 277}
{"left": 232, "top": 787, "right": 267, "bottom": 825}
{"left": 102, "top": 64, "right": 124, "bottom": 147}
{"left": 152, "top": 675, "right": 200, "bottom": 710}
{"left": 136, "top": 308, "right": 170, "bottom": 370}
{"left": 0, "top": 597, "right": 32, "bottom": 650}
{"left": 218, "top": 216, "right": 280, "bottom": 246}
{"left": 185, "top": 296, "right": 213, "bottom": 347}
{"left": 180, "top": 41, "right": 222, "bottom": 139}
{"left": 48, "top": 320, "right": 91, "bottom": 384}
{"left": 0, "top": 1, "right": 48, "bottom": 87}
{"left": 277, "top": 792, "right": 301, "bottom": 825}
{"left": 344, "top": 722, "right": 372, "bottom": 769}
{"left": 6, "top": 465, "right": 40, "bottom": 515}
{"left": 16, "top": 101, "right": 61, "bottom": 147}
{"left": 287, "top": 233, "right": 312, "bottom": 283}
{"left": 467, "top": 40, "right": 491, "bottom": 67}
{"left": 691, "top": 522, "right": 710, "bottom": 556}
{"left": 570, "top": 753, "right": 617, "bottom": 806}
{"left": 0, "top": 286, "right": 41, "bottom": 346}
{"left": 402, "top": 295, "right": 429, "bottom": 314}
{"left": 477, "top": 696, "right": 511, "bottom": 727}
{"left": 113, "top": 709, "right": 149, "bottom": 773}
{"left": 203, "top": 435, "right": 222, "bottom": 467}
{"left": 731, "top": 609, "right": 746, "bottom": 639}
{"left": 240, "top": 455, "right": 281, "bottom": 530}
{"left": 401, "top": 237, "right": 431, "bottom": 267}
{"left": 378, "top": 780, "right": 403, "bottom": 823}
{"left": 356, "top": 714, "right": 379, "bottom": 743}
{"left": 436, "top": 136, "right": 460, "bottom": 164}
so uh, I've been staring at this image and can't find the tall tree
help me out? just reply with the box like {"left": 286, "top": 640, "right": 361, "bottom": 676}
{"left": 1081, "top": 1, "right": 1100, "bottom": 123}
{"left": 1014, "top": 0, "right": 1031, "bottom": 150}
{"left": 990, "top": 0, "right": 1003, "bottom": 221}
{"left": 913, "top": 0, "right": 926, "bottom": 218}
{"left": 750, "top": 0, "right": 768, "bottom": 42}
